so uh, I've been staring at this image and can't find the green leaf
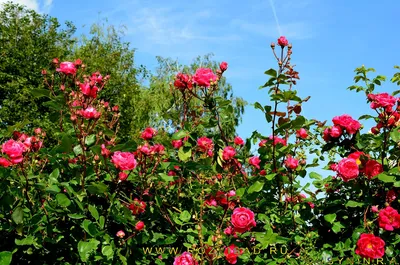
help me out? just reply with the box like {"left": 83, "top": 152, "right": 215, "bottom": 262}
{"left": 73, "top": 145, "right": 83, "bottom": 156}
{"left": 171, "top": 130, "right": 188, "bottom": 140}
{"left": 46, "top": 185, "right": 61, "bottom": 194}
{"left": 78, "top": 239, "right": 100, "bottom": 262}
{"left": 87, "top": 182, "right": 108, "bottom": 195}
{"left": 49, "top": 168, "right": 60, "bottom": 182}
{"left": 248, "top": 181, "right": 264, "bottom": 194}
{"left": 43, "top": 100, "right": 62, "bottom": 111}
{"left": 377, "top": 173, "right": 395, "bottom": 183}
{"left": 345, "top": 201, "right": 364, "bottom": 208}
{"left": 309, "top": 172, "right": 322, "bottom": 180}
{"left": 253, "top": 102, "right": 264, "bottom": 112}
{"left": 324, "top": 213, "right": 336, "bottom": 224}
{"left": 390, "top": 129, "right": 400, "bottom": 142}
{"left": 85, "top": 135, "right": 96, "bottom": 146}
{"left": 332, "top": 222, "right": 345, "bottom": 233}
{"left": 178, "top": 147, "right": 192, "bottom": 162}
{"left": 11, "top": 207, "right": 24, "bottom": 225}
{"left": 56, "top": 193, "right": 71, "bottom": 207}
{"left": 291, "top": 115, "right": 306, "bottom": 129}
{"left": 0, "top": 251, "right": 12, "bottom": 265}
{"left": 179, "top": 210, "right": 191, "bottom": 222}
{"left": 30, "top": 88, "right": 50, "bottom": 98}
{"left": 68, "top": 214, "right": 86, "bottom": 219}
{"left": 102, "top": 245, "right": 113, "bottom": 260}
{"left": 82, "top": 220, "right": 99, "bottom": 237}
{"left": 58, "top": 134, "right": 73, "bottom": 153}
{"left": 15, "top": 236, "right": 35, "bottom": 246}
{"left": 264, "top": 68, "right": 277, "bottom": 77}
{"left": 88, "top": 205, "right": 99, "bottom": 221}
{"left": 236, "top": 188, "right": 246, "bottom": 197}
{"left": 159, "top": 173, "right": 174, "bottom": 182}
{"left": 99, "top": 216, "right": 105, "bottom": 229}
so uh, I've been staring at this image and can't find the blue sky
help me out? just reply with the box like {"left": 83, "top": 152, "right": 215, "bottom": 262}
{"left": 4, "top": 0, "right": 400, "bottom": 186}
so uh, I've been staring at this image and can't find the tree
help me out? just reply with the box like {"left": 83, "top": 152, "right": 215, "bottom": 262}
{"left": 0, "top": 2, "right": 76, "bottom": 138}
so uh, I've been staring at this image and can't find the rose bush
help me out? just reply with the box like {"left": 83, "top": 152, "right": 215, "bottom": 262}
{"left": 0, "top": 35, "right": 399, "bottom": 265}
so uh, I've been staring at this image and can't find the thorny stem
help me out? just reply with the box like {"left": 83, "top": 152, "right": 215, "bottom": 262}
{"left": 272, "top": 47, "right": 285, "bottom": 202}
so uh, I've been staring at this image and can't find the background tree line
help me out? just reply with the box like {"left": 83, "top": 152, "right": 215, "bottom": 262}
{"left": 0, "top": 2, "right": 246, "bottom": 144}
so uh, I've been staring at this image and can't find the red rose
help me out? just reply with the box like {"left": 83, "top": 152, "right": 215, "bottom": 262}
{"left": 378, "top": 206, "right": 400, "bottom": 231}
{"left": 332, "top": 114, "right": 361, "bottom": 134}
{"left": 197, "top": 137, "right": 213, "bottom": 152}
{"left": 284, "top": 156, "right": 299, "bottom": 170}
{"left": 364, "top": 160, "right": 383, "bottom": 179}
{"left": 193, "top": 68, "right": 217, "bottom": 87}
{"left": 111, "top": 151, "right": 137, "bottom": 171}
{"left": 222, "top": 146, "right": 236, "bottom": 161}
{"left": 173, "top": 252, "right": 198, "bottom": 265}
{"left": 174, "top": 73, "right": 192, "bottom": 90}
{"left": 277, "top": 36, "right": 289, "bottom": 47}
{"left": 231, "top": 207, "right": 256, "bottom": 233}
{"left": 355, "top": 233, "right": 385, "bottom": 259}
{"left": 249, "top": 156, "right": 261, "bottom": 169}
{"left": 259, "top": 139, "right": 267, "bottom": 147}
{"left": 224, "top": 244, "right": 241, "bottom": 264}
{"left": 141, "top": 127, "right": 157, "bottom": 140}
{"left": 135, "top": 221, "right": 145, "bottom": 231}
{"left": 296, "top": 128, "right": 308, "bottom": 139}
{"left": 129, "top": 199, "right": 146, "bottom": 215}
{"left": 234, "top": 136, "right": 244, "bottom": 145}
{"left": 220, "top": 61, "right": 228, "bottom": 72}
{"left": 1, "top": 139, "right": 26, "bottom": 164}
{"left": 337, "top": 158, "right": 359, "bottom": 181}
{"left": 56, "top": 62, "right": 76, "bottom": 75}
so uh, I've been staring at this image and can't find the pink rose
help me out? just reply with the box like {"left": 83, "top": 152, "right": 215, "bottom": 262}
{"left": 1, "top": 139, "right": 26, "bottom": 164}
{"left": 173, "top": 252, "right": 198, "bottom": 265}
{"left": 364, "top": 160, "right": 383, "bottom": 179}
{"left": 224, "top": 226, "right": 234, "bottom": 235}
{"left": 220, "top": 61, "right": 228, "bottom": 72}
{"left": 78, "top": 107, "right": 101, "bottom": 119}
{"left": 227, "top": 190, "right": 236, "bottom": 197}
{"left": 222, "top": 146, "right": 236, "bottom": 161}
{"left": 135, "top": 221, "right": 145, "bottom": 231}
{"left": 119, "top": 172, "right": 128, "bottom": 181}
{"left": 259, "top": 139, "right": 267, "bottom": 147}
{"left": 368, "top": 93, "right": 398, "bottom": 111}
{"left": 371, "top": 206, "right": 379, "bottom": 213}
{"left": 116, "top": 230, "right": 125, "bottom": 238}
{"left": 141, "top": 127, "right": 157, "bottom": 140}
{"left": 151, "top": 144, "right": 165, "bottom": 154}
{"left": 79, "top": 82, "right": 98, "bottom": 98}
{"left": 34, "top": 128, "right": 42, "bottom": 135}
{"left": 332, "top": 114, "right": 361, "bottom": 135}
{"left": 285, "top": 156, "right": 299, "bottom": 170}
{"left": 323, "top": 128, "right": 331, "bottom": 142}
{"left": 296, "top": 128, "right": 308, "bottom": 139}
{"left": 329, "top": 125, "right": 342, "bottom": 138}
{"left": 337, "top": 158, "right": 359, "bottom": 181}
{"left": 138, "top": 144, "right": 151, "bottom": 155}
{"left": 101, "top": 144, "right": 111, "bottom": 158}
{"left": 277, "top": 36, "right": 288, "bottom": 47}
{"left": 193, "top": 68, "right": 217, "bottom": 87}
{"left": 231, "top": 207, "right": 256, "bottom": 233}
{"left": 174, "top": 73, "right": 192, "bottom": 90}
{"left": 378, "top": 206, "right": 400, "bottom": 231}
{"left": 0, "top": 158, "right": 12, "bottom": 167}
{"left": 56, "top": 62, "right": 76, "bottom": 75}
{"left": 268, "top": 135, "right": 287, "bottom": 146}
{"left": 248, "top": 156, "right": 261, "bottom": 169}
{"left": 111, "top": 151, "right": 137, "bottom": 171}
{"left": 233, "top": 136, "right": 244, "bottom": 145}
{"left": 172, "top": 139, "right": 183, "bottom": 149}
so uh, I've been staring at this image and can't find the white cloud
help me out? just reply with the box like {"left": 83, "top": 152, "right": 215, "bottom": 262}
{"left": 0, "top": 0, "right": 53, "bottom": 13}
